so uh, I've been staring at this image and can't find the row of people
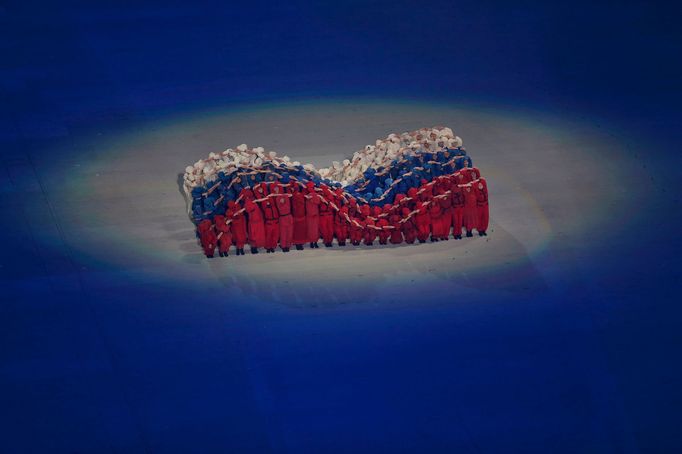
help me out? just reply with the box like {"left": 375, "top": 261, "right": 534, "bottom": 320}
{"left": 195, "top": 168, "right": 489, "bottom": 258}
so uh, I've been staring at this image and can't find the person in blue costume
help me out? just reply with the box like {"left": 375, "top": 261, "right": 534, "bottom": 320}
{"left": 192, "top": 201, "right": 205, "bottom": 222}
{"left": 396, "top": 171, "right": 408, "bottom": 195}
{"left": 423, "top": 163, "right": 434, "bottom": 181}
{"left": 382, "top": 180, "right": 395, "bottom": 204}
{"left": 389, "top": 160, "right": 400, "bottom": 180}
{"left": 362, "top": 168, "right": 379, "bottom": 194}
{"left": 431, "top": 160, "right": 443, "bottom": 177}
{"left": 190, "top": 187, "right": 205, "bottom": 221}
{"left": 459, "top": 155, "right": 473, "bottom": 170}
{"left": 244, "top": 172, "right": 258, "bottom": 188}
{"left": 203, "top": 193, "right": 217, "bottom": 216}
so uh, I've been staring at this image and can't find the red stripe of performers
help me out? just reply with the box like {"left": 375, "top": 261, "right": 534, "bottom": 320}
{"left": 196, "top": 170, "right": 489, "bottom": 257}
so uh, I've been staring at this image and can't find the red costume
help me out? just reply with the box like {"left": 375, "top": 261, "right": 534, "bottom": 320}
{"left": 401, "top": 207, "right": 417, "bottom": 244}
{"left": 429, "top": 195, "right": 444, "bottom": 240}
{"left": 334, "top": 206, "right": 349, "bottom": 246}
{"left": 475, "top": 178, "right": 489, "bottom": 235}
{"left": 389, "top": 209, "right": 403, "bottom": 244}
{"left": 436, "top": 187, "right": 452, "bottom": 240}
{"left": 319, "top": 196, "right": 334, "bottom": 246}
{"left": 451, "top": 184, "right": 465, "bottom": 239}
{"left": 197, "top": 219, "right": 217, "bottom": 258}
{"left": 213, "top": 214, "right": 232, "bottom": 256}
{"left": 418, "top": 180, "right": 432, "bottom": 202}
{"left": 305, "top": 183, "right": 321, "bottom": 245}
{"left": 349, "top": 215, "right": 364, "bottom": 245}
{"left": 407, "top": 187, "right": 418, "bottom": 209}
{"left": 415, "top": 202, "right": 431, "bottom": 243}
{"left": 261, "top": 194, "right": 280, "bottom": 251}
{"left": 274, "top": 187, "right": 293, "bottom": 250}
{"left": 348, "top": 198, "right": 359, "bottom": 219}
{"left": 228, "top": 201, "right": 247, "bottom": 251}
{"left": 291, "top": 185, "right": 307, "bottom": 247}
{"left": 245, "top": 198, "right": 265, "bottom": 249}
{"left": 377, "top": 204, "right": 391, "bottom": 245}
{"left": 462, "top": 184, "right": 477, "bottom": 236}
{"left": 364, "top": 218, "right": 377, "bottom": 245}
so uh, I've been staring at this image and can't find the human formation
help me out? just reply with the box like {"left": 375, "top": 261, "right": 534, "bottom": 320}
{"left": 183, "top": 127, "right": 490, "bottom": 258}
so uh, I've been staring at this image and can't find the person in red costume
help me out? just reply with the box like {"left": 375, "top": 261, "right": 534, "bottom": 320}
{"left": 364, "top": 217, "right": 377, "bottom": 246}
{"left": 407, "top": 187, "right": 418, "bottom": 209}
{"left": 389, "top": 206, "right": 403, "bottom": 244}
{"left": 334, "top": 187, "right": 345, "bottom": 208}
{"left": 254, "top": 181, "right": 268, "bottom": 199}
{"left": 450, "top": 182, "right": 465, "bottom": 240}
{"left": 304, "top": 181, "right": 321, "bottom": 248}
{"left": 348, "top": 197, "right": 358, "bottom": 218}
{"left": 213, "top": 214, "right": 232, "bottom": 257}
{"left": 240, "top": 186, "right": 255, "bottom": 202}
{"left": 197, "top": 219, "right": 217, "bottom": 258}
{"left": 459, "top": 165, "right": 479, "bottom": 184}
{"left": 291, "top": 183, "right": 307, "bottom": 250}
{"left": 415, "top": 201, "right": 431, "bottom": 243}
{"left": 394, "top": 193, "right": 406, "bottom": 209}
{"left": 454, "top": 171, "right": 467, "bottom": 187}
{"left": 436, "top": 185, "right": 453, "bottom": 240}
{"left": 462, "top": 183, "right": 477, "bottom": 237}
{"left": 401, "top": 207, "right": 417, "bottom": 244}
{"left": 429, "top": 191, "right": 444, "bottom": 242}
{"left": 474, "top": 177, "right": 489, "bottom": 236}
{"left": 261, "top": 192, "right": 279, "bottom": 253}
{"left": 349, "top": 213, "right": 364, "bottom": 246}
{"left": 334, "top": 205, "right": 349, "bottom": 246}
{"left": 227, "top": 200, "right": 247, "bottom": 255}
{"left": 359, "top": 204, "right": 371, "bottom": 220}
{"left": 418, "top": 179, "right": 432, "bottom": 202}
{"left": 319, "top": 194, "right": 335, "bottom": 247}
{"left": 377, "top": 204, "right": 391, "bottom": 245}
{"left": 245, "top": 198, "right": 265, "bottom": 253}
{"left": 273, "top": 183, "right": 294, "bottom": 251}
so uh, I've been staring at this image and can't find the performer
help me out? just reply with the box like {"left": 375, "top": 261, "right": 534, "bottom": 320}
{"left": 273, "top": 184, "right": 294, "bottom": 251}
{"left": 377, "top": 204, "right": 391, "bottom": 245}
{"left": 429, "top": 194, "right": 443, "bottom": 242}
{"left": 451, "top": 183, "right": 464, "bottom": 240}
{"left": 245, "top": 198, "right": 265, "bottom": 253}
{"left": 462, "top": 184, "right": 477, "bottom": 237}
{"left": 319, "top": 196, "right": 334, "bottom": 247}
{"left": 291, "top": 183, "right": 307, "bottom": 250}
{"left": 213, "top": 214, "right": 232, "bottom": 257}
{"left": 349, "top": 214, "right": 364, "bottom": 246}
{"left": 335, "top": 205, "right": 349, "bottom": 246}
{"left": 197, "top": 219, "right": 217, "bottom": 258}
{"left": 261, "top": 193, "right": 280, "bottom": 253}
{"left": 438, "top": 181, "right": 454, "bottom": 240}
{"left": 364, "top": 218, "right": 377, "bottom": 246}
{"left": 415, "top": 201, "right": 431, "bottom": 243}
{"left": 389, "top": 206, "right": 403, "bottom": 244}
{"left": 406, "top": 187, "right": 418, "bottom": 209}
{"left": 305, "top": 181, "right": 321, "bottom": 248}
{"left": 348, "top": 197, "right": 359, "bottom": 219}
{"left": 475, "top": 177, "right": 489, "bottom": 236}
{"left": 228, "top": 201, "right": 247, "bottom": 255}
{"left": 401, "top": 207, "right": 417, "bottom": 244}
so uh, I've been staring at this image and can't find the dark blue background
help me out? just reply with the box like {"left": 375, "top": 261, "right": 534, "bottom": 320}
{"left": 2, "top": 1, "right": 681, "bottom": 452}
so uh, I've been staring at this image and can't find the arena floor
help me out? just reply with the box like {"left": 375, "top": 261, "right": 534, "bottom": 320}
{"left": 4, "top": 97, "right": 679, "bottom": 451}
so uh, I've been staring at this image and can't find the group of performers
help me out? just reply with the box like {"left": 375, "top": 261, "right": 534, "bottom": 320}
{"left": 193, "top": 147, "right": 489, "bottom": 258}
